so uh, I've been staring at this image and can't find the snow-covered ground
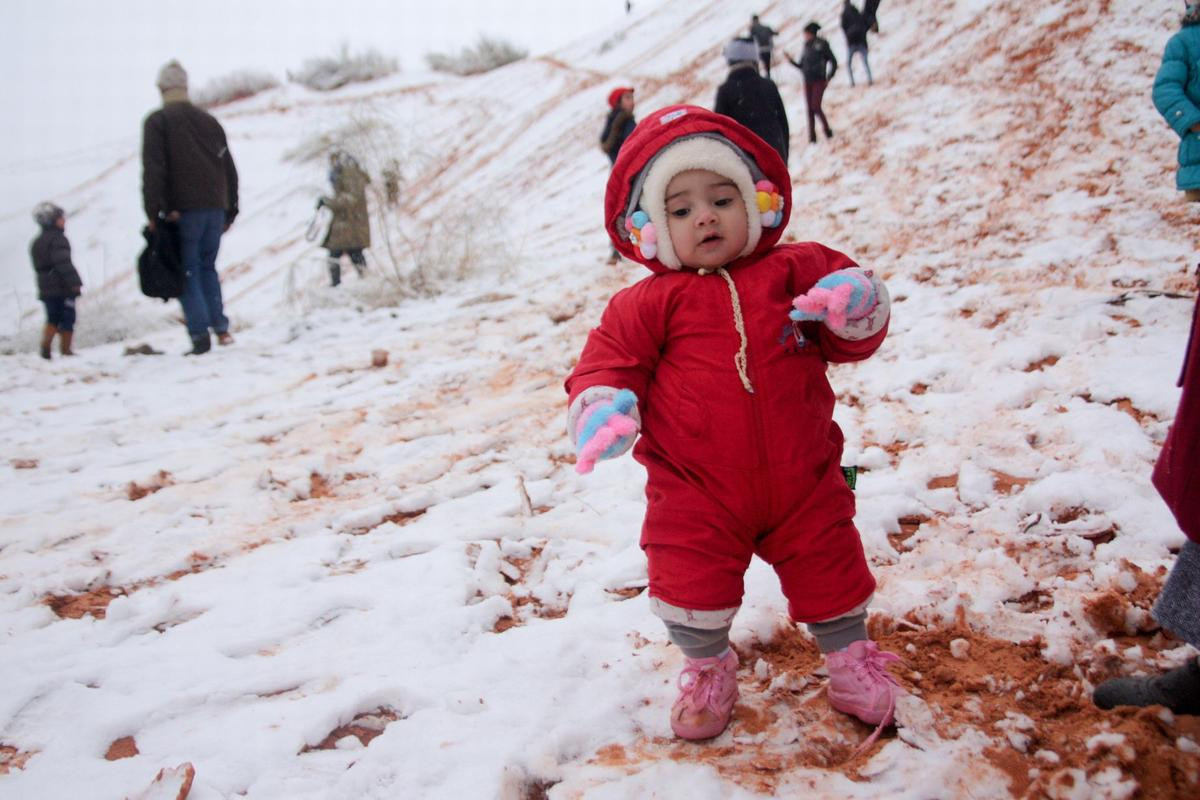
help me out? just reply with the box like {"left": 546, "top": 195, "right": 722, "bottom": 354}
{"left": 3, "top": 0, "right": 1200, "bottom": 797}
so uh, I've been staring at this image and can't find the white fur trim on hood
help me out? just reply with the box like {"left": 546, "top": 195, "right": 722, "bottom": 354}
{"left": 638, "top": 136, "right": 761, "bottom": 270}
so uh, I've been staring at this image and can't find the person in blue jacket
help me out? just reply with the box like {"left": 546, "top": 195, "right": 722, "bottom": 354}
{"left": 1153, "top": 3, "right": 1200, "bottom": 200}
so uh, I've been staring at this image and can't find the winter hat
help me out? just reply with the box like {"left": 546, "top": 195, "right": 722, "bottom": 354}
{"left": 629, "top": 134, "right": 775, "bottom": 269}
{"left": 724, "top": 38, "right": 759, "bottom": 66}
{"left": 606, "top": 106, "right": 791, "bottom": 273}
{"left": 32, "top": 202, "right": 64, "bottom": 228}
{"left": 608, "top": 86, "right": 634, "bottom": 108}
{"left": 804, "top": 21, "right": 822, "bottom": 35}
{"left": 156, "top": 60, "right": 188, "bottom": 93}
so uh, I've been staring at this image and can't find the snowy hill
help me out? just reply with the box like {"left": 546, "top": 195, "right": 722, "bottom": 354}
{"left": 3, "top": 0, "right": 1200, "bottom": 797}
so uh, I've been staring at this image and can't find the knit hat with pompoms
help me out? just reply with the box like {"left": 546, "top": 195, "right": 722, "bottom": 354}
{"left": 623, "top": 132, "right": 784, "bottom": 269}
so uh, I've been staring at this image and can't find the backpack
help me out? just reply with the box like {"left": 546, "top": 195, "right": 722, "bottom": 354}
{"left": 137, "top": 221, "right": 185, "bottom": 301}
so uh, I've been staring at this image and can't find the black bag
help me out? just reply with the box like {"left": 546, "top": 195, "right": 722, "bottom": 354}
{"left": 138, "top": 221, "right": 184, "bottom": 301}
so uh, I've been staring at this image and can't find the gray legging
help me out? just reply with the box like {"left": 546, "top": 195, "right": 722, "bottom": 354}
{"left": 666, "top": 608, "right": 869, "bottom": 659}
{"left": 1154, "top": 539, "right": 1200, "bottom": 648}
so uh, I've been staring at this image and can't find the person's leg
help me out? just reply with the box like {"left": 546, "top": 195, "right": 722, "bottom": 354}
{"left": 813, "top": 80, "right": 833, "bottom": 138}
{"left": 862, "top": 48, "right": 874, "bottom": 85}
{"left": 327, "top": 249, "right": 343, "bottom": 287}
{"left": 58, "top": 298, "right": 76, "bottom": 355}
{"left": 349, "top": 249, "right": 367, "bottom": 277}
{"left": 177, "top": 211, "right": 213, "bottom": 350}
{"left": 195, "top": 209, "right": 229, "bottom": 336}
{"left": 40, "top": 300, "right": 59, "bottom": 360}
{"left": 643, "top": 471, "right": 754, "bottom": 741}
{"left": 847, "top": 47, "right": 857, "bottom": 86}
{"left": 807, "top": 604, "right": 870, "bottom": 653}
{"left": 804, "top": 81, "right": 818, "bottom": 143}
{"left": 1095, "top": 540, "right": 1200, "bottom": 714}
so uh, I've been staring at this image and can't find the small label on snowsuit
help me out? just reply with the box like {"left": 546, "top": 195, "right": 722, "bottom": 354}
{"left": 841, "top": 466, "right": 858, "bottom": 491}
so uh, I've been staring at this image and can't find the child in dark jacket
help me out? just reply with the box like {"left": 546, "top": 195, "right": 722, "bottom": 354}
{"left": 600, "top": 87, "right": 638, "bottom": 264}
{"left": 29, "top": 203, "right": 83, "bottom": 360}
{"left": 566, "top": 106, "right": 901, "bottom": 744}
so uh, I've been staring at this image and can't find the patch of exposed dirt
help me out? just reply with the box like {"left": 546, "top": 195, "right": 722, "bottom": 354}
{"left": 10, "top": 458, "right": 38, "bottom": 470}
{"left": 308, "top": 473, "right": 334, "bottom": 499}
{"left": 0, "top": 744, "right": 35, "bottom": 775}
{"left": 299, "top": 707, "right": 402, "bottom": 753}
{"left": 889, "top": 515, "right": 929, "bottom": 552}
{"left": 105, "top": 735, "right": 139, "bottom": 760}
{"left": 44, "top": 552, "right": 215, "bottom": 620}
{"left": 1023, "top": 355, "right": 1060, "bottom": 372}
{"left": 588, "top": 619, "right": 1200, "bottom": 797}
{"left": 127, "top": 470, "right": 174, "bottom": 501}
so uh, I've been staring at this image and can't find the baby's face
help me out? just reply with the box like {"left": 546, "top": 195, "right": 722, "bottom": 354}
{"left": 664, "top": 169, "right": 749, "bottom": 270}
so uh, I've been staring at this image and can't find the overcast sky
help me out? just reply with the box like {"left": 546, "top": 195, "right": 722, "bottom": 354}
{"left": 0, "top": 0, "right": 652, "bottom": 169}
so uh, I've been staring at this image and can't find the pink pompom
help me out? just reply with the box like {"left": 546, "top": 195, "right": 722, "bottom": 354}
{"left": 641, "top": 242, "right": 657, "bottom": 259}
{"left": 641, "top": 224, "right": 657, "bottom": 244}
{"left": 624, "top": 216, "right": 634, "bottom": 232}
{"left": 755, "top": 179, "right": 774, "bottom": 192}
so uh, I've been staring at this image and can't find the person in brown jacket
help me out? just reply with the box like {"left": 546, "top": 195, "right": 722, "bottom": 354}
{"left": 141, "top": 60, "right": 239, "bottom": 355}
{"left": 318, "top": 152, "right": 372, "bottom": 287}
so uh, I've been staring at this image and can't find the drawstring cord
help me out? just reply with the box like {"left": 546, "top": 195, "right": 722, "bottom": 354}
{"left": 700, "top": 267, "right": 755, "bottom": 394}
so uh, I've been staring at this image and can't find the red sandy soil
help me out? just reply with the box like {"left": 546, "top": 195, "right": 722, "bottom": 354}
{"left": 590, "top": 615, "right": 1199, "bottom": 797}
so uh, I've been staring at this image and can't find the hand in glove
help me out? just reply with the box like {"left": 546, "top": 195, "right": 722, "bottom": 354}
{"left": 789, "top": 268, "right": 878, "bottom": 330}
{"left": 573, "top": 389, "right": 639, "bottom": 475}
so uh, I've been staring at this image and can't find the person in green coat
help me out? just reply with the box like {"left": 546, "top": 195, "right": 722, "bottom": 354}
{"left": 319, "top": 151, "right": 372, "bottom": 286}
{"left": 1153, "top": 3, "right": 1200, "bottom": 200}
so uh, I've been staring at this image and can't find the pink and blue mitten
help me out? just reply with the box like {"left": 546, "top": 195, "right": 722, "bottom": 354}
{"left": 790, "top": 269, "right": 878, "bottom": 330}
{"left": 574, "top": 389, "right": 639, "bottom": 474}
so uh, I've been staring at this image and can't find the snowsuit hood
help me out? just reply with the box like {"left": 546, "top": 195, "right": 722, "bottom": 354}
{"left": 605, "top": 105, "right": 791, "bottom": 275}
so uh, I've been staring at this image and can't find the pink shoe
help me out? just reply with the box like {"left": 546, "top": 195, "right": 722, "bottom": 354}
{"left": 826, "top": 640, "right": 902, "bottom": 727}
{"left": 670, "top": 649, "right": 739, "bottom": 740}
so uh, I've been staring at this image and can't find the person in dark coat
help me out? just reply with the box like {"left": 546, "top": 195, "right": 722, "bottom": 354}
{"left": 714, "top": 38, "right": 790, "bottom": 165}
{"left": 749, "top": 15, "right": 779, "bottom": 79}
{"left": 1094, "top": 282, "right": 1200, "bottom": 715}
{"left": 141, "top": 60, "right": 239, "bottom": 355}
{"left": 319, "top": 151, "right": 372, "bottom": 287}
{"left": 600, "top": 86, "right": 637, "bottom": 263}
{"left": 786, "top": 23, "right": 838, "bottom": 144}
{"left": 841, "top": 1, "right": 874, "bottom": 87}
{"left": 29, "top": 202, "right": 83, "bottom": 360}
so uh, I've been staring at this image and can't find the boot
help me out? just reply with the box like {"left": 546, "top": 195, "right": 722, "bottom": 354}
{"left": 59, "top": 331, "right": 75, "bottom": 356}
{"left": 1094, "top": 658, "right": 1200, "bottom": 715}
{"left": 186, "top": 332, "right": 212, "bottom": 356}
{"left": 40, "top": 324, "right": 57, "bottom": 360}
{"left": 216, "top": 331, "right": 234, "bottom": 346}
{"left": 328, "top": 260, "right": 342, "bottom": 287}
{"left": 670, "top": 649, "right": 739, "bottom": 740}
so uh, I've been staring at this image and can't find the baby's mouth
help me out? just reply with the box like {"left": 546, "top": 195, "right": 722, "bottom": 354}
{"left": 699, "top": 231, "right": 723, "bottom": 247}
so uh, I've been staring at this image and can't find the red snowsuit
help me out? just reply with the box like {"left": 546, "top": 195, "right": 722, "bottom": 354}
{"left": 566, "top": 107, "right": 887, "bottom": 622}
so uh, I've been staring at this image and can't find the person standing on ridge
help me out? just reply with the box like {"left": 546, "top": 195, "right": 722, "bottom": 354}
{"left": 319, "top": 151, "right": 372, "bottom": 287}
{"left": 841, "top": 1, "right": 874, "bottom": 87}
{"left": 749, "top": 14, "right": 779, "bottom": 79}
{"left": 714, "top": 38, "right": 790, "bottom": 165}
{"left": 600, "top": 86, "right": 637, "bottom": 264}
{"left": 1153, "top": 2, "right": 1200, "bottom": 202}
{"left": 29, "top": 202, "right": 83, "bottom": 360}
{"left": 141, "top": 60, "right": 239, "bottom": 356}
{"left": 786, "top": 23, "right": 838, "bottom": 144}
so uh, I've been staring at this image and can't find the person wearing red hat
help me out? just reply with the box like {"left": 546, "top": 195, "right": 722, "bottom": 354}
{"left": 599, "top": 87, "right": 637, "bottom": 263}
{"left": 566, "top": 106, "right": 901, "bottom": 745}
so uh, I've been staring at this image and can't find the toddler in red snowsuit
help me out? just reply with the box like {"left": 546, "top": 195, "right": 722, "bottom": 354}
{"left": 566, "top": 106, "right": 902, "bottom": 743}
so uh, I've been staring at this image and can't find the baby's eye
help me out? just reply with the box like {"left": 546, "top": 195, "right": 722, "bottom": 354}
{"left": 714, "top": 197, "right": 734, "bottom": 208}
{"left": 670, "top": 207, "right": 690, "bottom": 218}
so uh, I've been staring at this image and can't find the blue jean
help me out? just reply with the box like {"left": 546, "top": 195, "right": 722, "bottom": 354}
{"left": 847, "top": 44, "right": 872, "bottom": 86}
{"left": 178, "top": 209, "right": 229, "bottom": 339}
{"left": 43, "top": 297, "right": 77, "bottom": 331}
